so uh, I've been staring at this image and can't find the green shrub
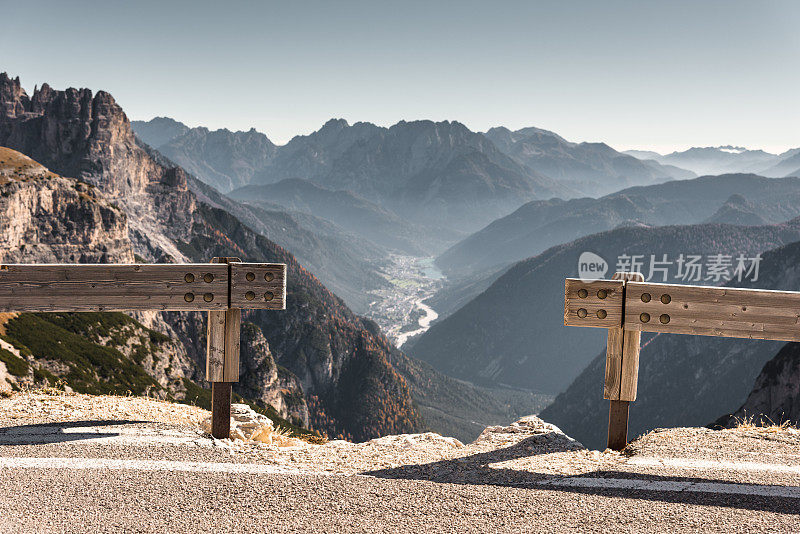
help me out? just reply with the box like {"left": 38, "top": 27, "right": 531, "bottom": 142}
{"left": 4, "top": 313, "right": 162, "bottom": 396}
{"left": 0, "top": 348, "right": 28, "bottom": 376}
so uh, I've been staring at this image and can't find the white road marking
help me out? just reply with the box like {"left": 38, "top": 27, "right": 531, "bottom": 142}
{"left": 629, "top": 456, "right": 800, "bottom": 475}
{"left": 0, "top": 456, "right": 326, "bottom": 475}
{"left": 538, "top": 477, "right": 800, "bottom": 498}
{"left": 0, "top": 426, "right": 210, "bottom": 447}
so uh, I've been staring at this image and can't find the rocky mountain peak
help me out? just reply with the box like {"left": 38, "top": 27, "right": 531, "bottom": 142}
{"left": 0, "top": 74, "right": 156, "bottom": 195}
{"left": 321, "top": 118, "right": 349, "bottom": 131}
{"left": 0, "top": 72, "right": 29, "bottom": 119}
{"left": 2, "top": 74, "right": 425, "bottom": 441}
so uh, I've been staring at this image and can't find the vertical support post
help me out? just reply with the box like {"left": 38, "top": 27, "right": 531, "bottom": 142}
{"left": 207, "top": 256, "right": 242, "bottom": 439}
{"left": 211, "top": 382, "right": 232, "bottom": 439}
{"left": 604, "top": 271, "right": 643, "bottom": 450}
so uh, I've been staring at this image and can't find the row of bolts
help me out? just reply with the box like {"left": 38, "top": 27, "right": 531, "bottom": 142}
{"left": 575, "top": 288, "right": 672, "bottom": 324}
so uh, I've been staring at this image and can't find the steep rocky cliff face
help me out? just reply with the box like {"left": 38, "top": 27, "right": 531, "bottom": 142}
{"left": 238, "top": 322, "right": 308, "bottom": 427}
{"left": 0, "top": 147, "right": 132, "bottom": 263}
{"left": 0, "top": 73, "right": 422, "bottom": 441}
{"left": 715, "top": 342, "right": 800, "bottom": 428}
{"left": 0, "top": 73, "right": 190, "bottom": 262}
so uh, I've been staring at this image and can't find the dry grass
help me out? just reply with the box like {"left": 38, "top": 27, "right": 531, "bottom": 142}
{"left": 0, "top": 147, "right": 57, "bottom": 183}
{"left": 728, "top": 413, "right": 798, "bottom": 435}
{"left": 250, "top": 424, "right": 305, "bottom": 447}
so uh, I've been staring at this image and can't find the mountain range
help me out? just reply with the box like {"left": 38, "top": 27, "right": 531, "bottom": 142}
{"left": 228, "top": 178, "right": 436, "bottom": 256}
{"left": 410, "top": 218, "right": 800, "bottom": 395}
{"left": 483, "top": 126, "right": 692, "bottom": 197}
{"left": 7, "top": 71, "right": 800, "bottom": 448}
{"left": 436, "top": 174, "right": 800, "bottom": 280}
{"left": 625, "top": 146, "right": 800, "bottom": 177}
{"left": 133, "top": 119, "right": 277, "bottom": 192}
{"left": 1, "top": 72, "right": 550, "bottom": 443}
{"left": 134, "top": 117, "right": 707, "bottom": 249}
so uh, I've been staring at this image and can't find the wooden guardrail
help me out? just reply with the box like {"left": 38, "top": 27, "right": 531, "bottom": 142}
{"left": 564, "top": 271, "right": 798, "bottom": 450}
{"left": 0, "top": 257, "right": 287, "bottom": 439}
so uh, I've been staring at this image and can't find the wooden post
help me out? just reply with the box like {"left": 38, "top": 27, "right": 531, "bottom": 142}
{"left": 604, "top": 271, "right": 643, "bottom": 450}
{"left": 207, "top": 257, "right": 242, "bottom": 439}
{"left": 211, "top": 382, "right": 232, "bottom": 439}
{"left": 607, "top": 400, "right": 630, "bottom": 451}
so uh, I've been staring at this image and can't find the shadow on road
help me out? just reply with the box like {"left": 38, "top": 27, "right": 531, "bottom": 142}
{"left": 0, "top": 420, "right": 147, "bottom": 445}
{"left": 365, "top": 436, "right": 800, "bottom": 514}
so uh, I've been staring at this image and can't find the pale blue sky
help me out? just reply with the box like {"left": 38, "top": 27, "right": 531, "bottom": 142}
{"left": 2, "top": 0, "right": 798, "bottom": 152}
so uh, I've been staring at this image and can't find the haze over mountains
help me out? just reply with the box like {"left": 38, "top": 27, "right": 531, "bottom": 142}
{"left": 483, "top": 126, "right": 692, "bottom": 197}
{"left": 625, "top": 146, "right": 800, "bottom": 177}
{"left": 6, "top": 70, "right": 800, "bottom": 448}
{"left": 436, "top": 174, "right": 800, "bottom": 279}
{"left": 133, "top": 116, "right": 711, "bottom": 247}
{"left": 410, "top": 218, "right": 800, "bottom": 395}
{"left": 2, "top": 72, "right": 549, "bottom": 443}
{"left": 0, "top": 73, "right": 425, "bottom": 441}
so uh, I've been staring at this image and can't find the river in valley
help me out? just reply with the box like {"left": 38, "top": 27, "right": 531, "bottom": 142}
{"left": 365, "top": 255, "right": 445, "bottom": 348}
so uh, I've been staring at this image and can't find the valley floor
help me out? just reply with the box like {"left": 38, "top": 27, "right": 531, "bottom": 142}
{"left": 365, "top": 255, "right": 444, "bottom": 348}
{"left": 1, "top": 392, "right": 799, "bottom": 532}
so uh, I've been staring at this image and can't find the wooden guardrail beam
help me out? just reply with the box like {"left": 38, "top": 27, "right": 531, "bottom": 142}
{"left": 564, "top": 273, "right": 800, "bottom": 451}
{"left": 230, "top": 263, "right": 287, "bottom": 310}
{"left": 0, "top": 260, "right": 288, "bottom": 440}
{"left": 624, "top": 281, "right": 800, "bottom": 342}
{"left": 563, "top": 278, "right": 625, "bottom": 328}
{"left": 0, "top": 263, "right": 229, "bottom": 312}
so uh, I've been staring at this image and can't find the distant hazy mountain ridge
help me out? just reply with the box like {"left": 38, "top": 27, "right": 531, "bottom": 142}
{"left": 250, "top": 118, "right": 573, "bottom": 237}
{"left": 436, "top": 174, "right": 800, "bottom": 279}
{"left": 483, "top": 126, "right": 690, "bottom": 197}
{"left": 625, "top": 145, "right": 800, "bottom": 177}
{"left": 133, "top": 118, "right": 277, "bottom": 192}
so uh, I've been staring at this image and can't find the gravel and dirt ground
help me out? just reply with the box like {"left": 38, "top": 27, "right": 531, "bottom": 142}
{"left": 1, "top": 392, "right": 799, "bottom": 532}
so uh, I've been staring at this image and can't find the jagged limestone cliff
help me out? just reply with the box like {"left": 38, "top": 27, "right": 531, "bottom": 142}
{"left": 0, "top": 147, "right": 132, "bottom": 263}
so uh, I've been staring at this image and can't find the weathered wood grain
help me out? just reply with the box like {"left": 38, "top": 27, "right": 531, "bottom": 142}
{"left": 625, "top": 282, "right": 800, "bottom": 342}
{"left": 206, "top": 310, "right": 226, "bottom": 382}
{"left": 619, "top": 329, "right": 642, "bottom": 401}
{"left": 222, "top": 308, "right": 241, "bottom": 382}
{"left": 603, "top": 273, "right": 643, "bottom": 401}
{"left": 617, "top": 273, "right": 644, "bottom": 402}
{"left": 564, "top": 278, "right": 624, "bottom": 328}
{"left": 0, "top": 264, "right": 229, "bottom": 312}
{"left": 604, "top": 326, "right": 624, "bottom": 400}
{"left": 230, "top": 263, "right": 286, "bottom": 310}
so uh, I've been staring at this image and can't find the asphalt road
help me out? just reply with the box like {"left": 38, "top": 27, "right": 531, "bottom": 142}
{"left": 1, "top": 421, "right": 799, "bottom": 532}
